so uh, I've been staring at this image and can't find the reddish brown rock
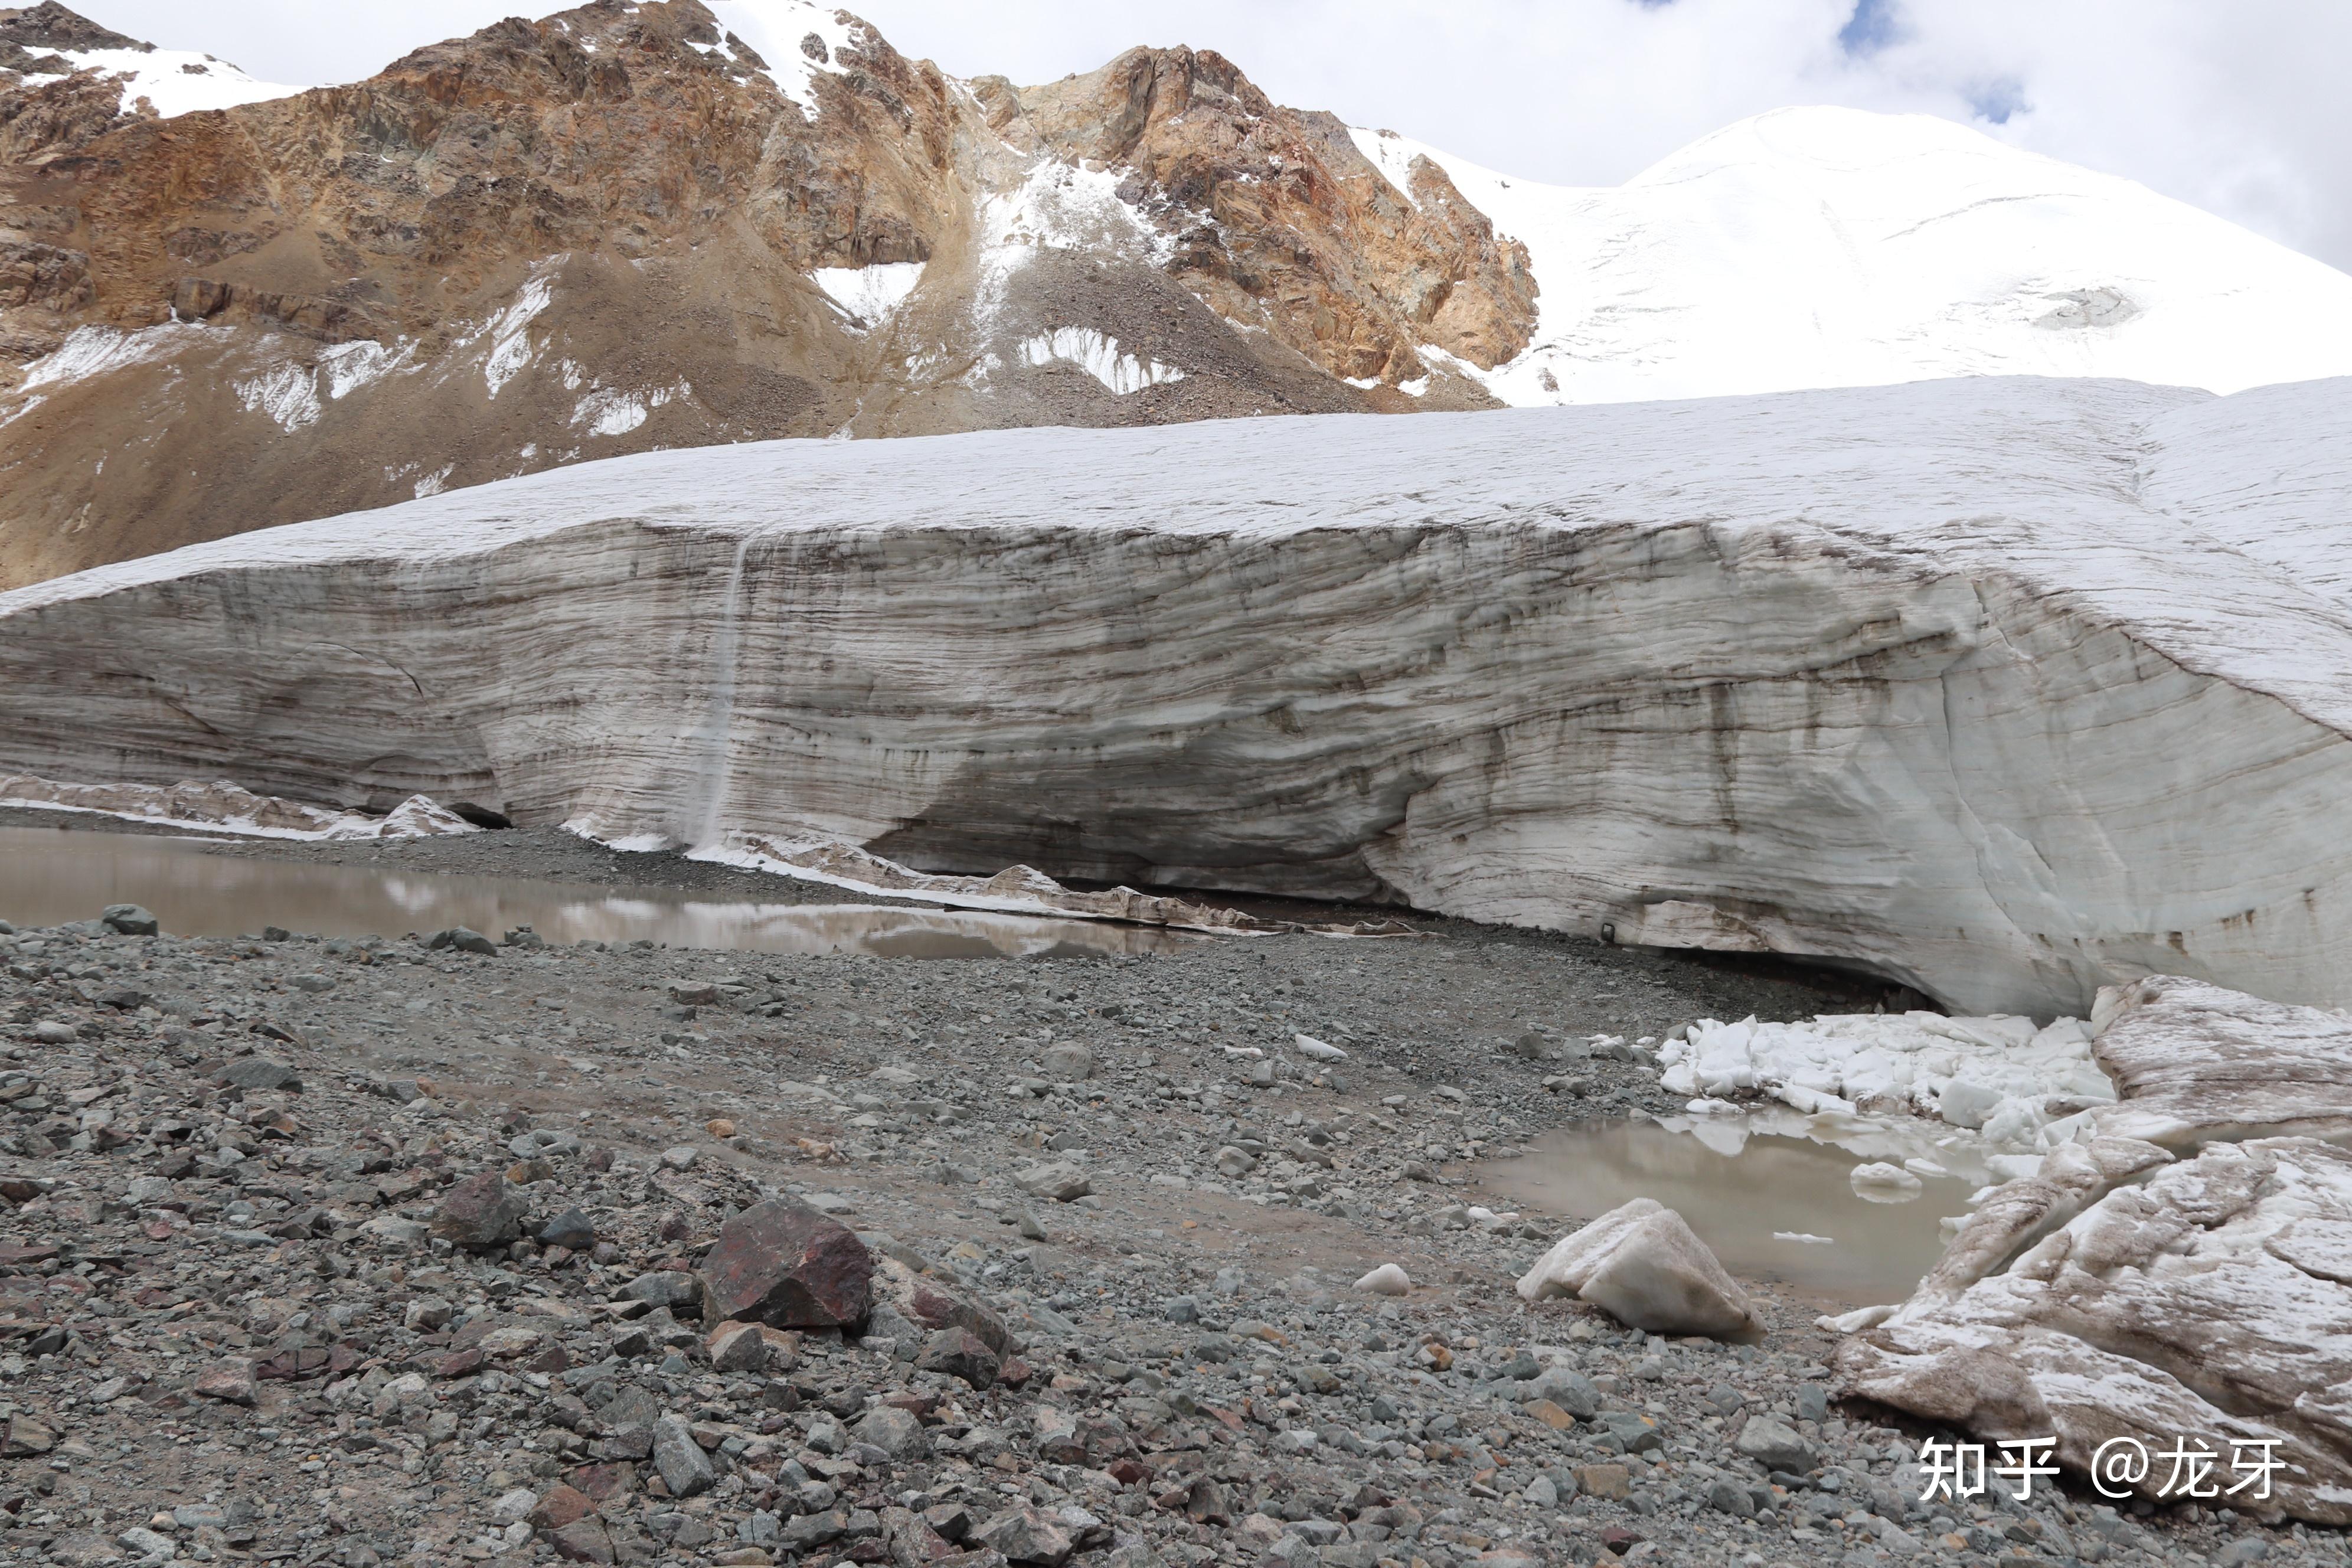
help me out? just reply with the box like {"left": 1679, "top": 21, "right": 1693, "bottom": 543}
{"left": 548, "top": 1516, "right": 619, "bottom": 1564}
{"left": 873, "top": 1255, "right": 1012, "bottom": 1354}
{"left": 191, "top": 1358, "right": 259, "bottom": 1406}
{"left": 528, "top": 1483, "right": 597, "bottom": 1531}
{"left": 697, "top": 1198, "right": 871, "bottom": 1329}
{"left": 429, "top": 1171, "right": 528, "bottom": 1250}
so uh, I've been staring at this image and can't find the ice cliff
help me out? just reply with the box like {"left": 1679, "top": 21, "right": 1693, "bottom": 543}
{"left": 4, "top": 373, "right": 2351, "bottom": 1018}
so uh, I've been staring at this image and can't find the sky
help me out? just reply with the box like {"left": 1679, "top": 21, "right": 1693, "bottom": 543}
{"left": 91, "top": 0, "right": 2352, "bottom": 274}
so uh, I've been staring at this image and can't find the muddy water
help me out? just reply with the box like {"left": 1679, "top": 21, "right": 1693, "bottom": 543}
{"left": 0, "top": 826, "right": 1197, "bottom": 960}
{"left": 1485, "top": 1112, "right": 1982, "bottom": 1305}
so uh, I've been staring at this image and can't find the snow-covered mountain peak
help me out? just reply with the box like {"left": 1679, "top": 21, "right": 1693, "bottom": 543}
{"left": 1355, "top": 104, "right": 2352, "bottom": 406}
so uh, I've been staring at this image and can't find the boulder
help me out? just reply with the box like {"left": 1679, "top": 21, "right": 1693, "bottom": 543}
{"left": 1040, "top": 1044, "right": 1095, "bottom": 1082}
{"left": 917, "top": 1327, "right": 1001, "bottom": 1389}
{"left": 853, "top": 1404, "right": 930, "bottom": 1460}
{"left": 528, "top": 1484, "right": 598, "bottom": 1531}
{"left": 426, "top": 926, "right": 499, "bottom": 956}
{"left": 1517, "top": 1198, "right": 1760, "bottom": 1341}
{"left": 871, "top": 1255, "right": 1014, "bottom": 1353}
{"left": 1013, "top": 1162, "right": 1092, "bottom": 1203}
{"left": 651, "top": 1415, "right": 715, "bottom": 1498}
{"left": 618, "top": 1270, "right": 700, "bottom": 1311}
{"left": 192, "top": 1358, "right": 259, "bottom": 1406}
{"left": 0, "top": 1414, "right": 55, "bottom": 1456}
{"left": 537, "top": 1207, "right": 597, "bottom": 1250}
{"left": 706, "top": 1320, "right": 771, "bottom": 1373}
{"left": 1525, "top": 1367, "right": 1600, "bottom": 1421}
{"left": 971, "top": 1506, "right": 1073, "bottom": 1566}
{"left": 430, "top": 1172, "right": 528, "bottom": 1250}
{"left": 219, "top": 1057, "right": 299, "bottom": 1092}
{"left": 1733, "top": 1413, "right": 1814, "bottom": 1472}
{"left": 698, "top": 1198, "right": 871, "bottom": 1328}
{"left": 100, "top": 903, "right": 158, "bottom": 936}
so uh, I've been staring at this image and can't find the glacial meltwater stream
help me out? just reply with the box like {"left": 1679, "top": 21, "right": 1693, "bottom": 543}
{"left": 0, "top": 827, "right": 1199, "bottom": 959}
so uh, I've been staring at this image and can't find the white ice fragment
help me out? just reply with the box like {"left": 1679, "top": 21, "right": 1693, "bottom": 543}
{"left": 1292, "top": 1033, "right": 1348, "bottom": 1060}
{"left": 1850, "top": 1161, "right": 1925, "bottom": 1200}
{"left": 1678, "top": 1011, "right": 2111, "bottom": 1143}
{"left": 1519, "top": 1198, "right": 1760, "bottom": 1341}
{"left": 1984, "top": 1154, "right": 2046, "bottom": 1184}
{"left": 1817, "top": 1303, "right": 1897, "bottom": 1334}
{"left": 0, "top": 773, "right": 478, "bottom": 841}
{"left": 1354, "top": 1262, "right": 1410, "bottom": 1295}
{"left": 1774, "top": 1231, "right": 1835, "bottom": 1244}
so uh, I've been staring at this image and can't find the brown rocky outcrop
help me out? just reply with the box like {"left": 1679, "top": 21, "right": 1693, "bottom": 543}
{"left": 1001, "top": 46, "right": 1535, "bottom": 384}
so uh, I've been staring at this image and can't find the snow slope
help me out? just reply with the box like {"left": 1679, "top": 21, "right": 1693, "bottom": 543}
{"left": 1353, "top": 106, "right": 2352, "bottom": 404}
{"left": 14, "top": 44, "right": 300, "bottom": 118}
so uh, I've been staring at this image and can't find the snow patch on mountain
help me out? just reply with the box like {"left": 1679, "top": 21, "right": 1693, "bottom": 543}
{"left": 1358, "top": 106, "right": 2352, "bottom": 405}
{"left": 709, "top": 0, "right": 856, "bottom": 122}
{"left": 1353, "top": 128, "right": 1425, "bottom": 213}
{"left": 974, "top": 159, "right": 1170, "bottom": 319}
{"left": 234, "top": 365, "right": 321, "bottom": 432}
{"left": 230, "top": 341, "right": 414, "bottom": 434}
{"left": 1017, "top": 329, "right": 1184, "bottom": 395}
{"left": 14, "top": 44, "right": 301, "bottom": 119}
{"left": 318, "top": 340, "right": 412, "bottom": 402}
{"left": 571, "top": 383, "right": 687, "bottom": 438}
{"left": 472, "top": 271, "right": 558, "bottom": 400}
{"left": 18, "top": 323, "right": 202, "bottom": 392}
{"left": 811, "top": 262, "right": 925, "bottom": 332}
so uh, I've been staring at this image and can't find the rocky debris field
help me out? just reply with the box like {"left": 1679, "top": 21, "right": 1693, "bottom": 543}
{"left": 1, "top": 848, "right": 2341, "bottom": 1568}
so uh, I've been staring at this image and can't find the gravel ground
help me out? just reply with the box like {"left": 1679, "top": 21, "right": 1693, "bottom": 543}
{"left": 0, "top": 827, "right": 2337, "bottom": 1567}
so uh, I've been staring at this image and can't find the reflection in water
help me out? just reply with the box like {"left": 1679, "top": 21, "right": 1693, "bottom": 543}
{"left": 0, "top": 827, "right": 1198, "bottom": 960}
{"left": 1485, "top": 1113, "right": 1981, "bottom": 1305}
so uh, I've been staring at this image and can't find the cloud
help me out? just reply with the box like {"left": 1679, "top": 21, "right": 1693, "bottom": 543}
{"left": 82, "top": 0, "right": 2352, "bottom": 272}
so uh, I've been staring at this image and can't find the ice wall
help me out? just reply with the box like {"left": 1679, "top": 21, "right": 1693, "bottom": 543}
{"left": 6, "top": 375, "right": 2352, "bottom": 1017}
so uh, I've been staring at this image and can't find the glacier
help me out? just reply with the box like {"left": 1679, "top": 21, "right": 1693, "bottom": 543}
{"left": 1837, "top": 976, "right": 2352, "bottom": 1524}
{"left": 4, "top": 373, "right": 2352, "bottom": 1018}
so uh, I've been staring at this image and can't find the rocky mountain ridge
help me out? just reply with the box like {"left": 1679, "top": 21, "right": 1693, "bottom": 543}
{"left": 0, "top": 0, "right": 1531, "bottom": 588}
{"left": 5, "top": 0, "right": 2352, "bottom": 590}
